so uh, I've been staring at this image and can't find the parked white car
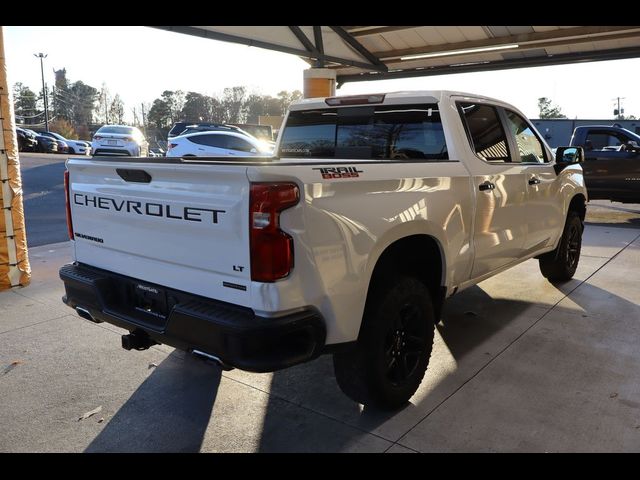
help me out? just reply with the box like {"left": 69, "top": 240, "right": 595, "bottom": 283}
{"left": 91, "top": 125, "right": 149, "bottom": 157}
{"left": 36, "top": 131, "right": 90, "bottom": 155}
{"left": 166, "top": 131, "right": 273, "bottom": 158}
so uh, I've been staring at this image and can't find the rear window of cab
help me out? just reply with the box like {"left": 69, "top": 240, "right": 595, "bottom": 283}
{"left": 279, "top": 104, "right": 449, "bottom": 161}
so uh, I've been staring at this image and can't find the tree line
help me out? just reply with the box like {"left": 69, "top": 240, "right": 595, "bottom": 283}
{"left": 146, "top": 87, "right": 302, "bottom": 141}
{"left": 537, "top": 97, "right": 635, "bottom": 120}
{"left": 12, "top": 67, "right": 302, "bottom": 144}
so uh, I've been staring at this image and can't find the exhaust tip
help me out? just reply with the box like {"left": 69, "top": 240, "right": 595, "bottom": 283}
{"left": 191, "top": 349, "right": 234, "bottom": 371}
{"left": 76, "top": 306, "right": 102, "bottom": 323}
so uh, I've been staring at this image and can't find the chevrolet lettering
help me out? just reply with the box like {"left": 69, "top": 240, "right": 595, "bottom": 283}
{"left": 73, "top": 193, "right": 225, "bottom": 223}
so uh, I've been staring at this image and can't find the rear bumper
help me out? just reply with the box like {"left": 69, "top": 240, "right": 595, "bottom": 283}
{"left": 59, "top": 263, "right": 326, "bottom": 372}
{"left": 92, "top": 147, "right": 133, "bottom": 156}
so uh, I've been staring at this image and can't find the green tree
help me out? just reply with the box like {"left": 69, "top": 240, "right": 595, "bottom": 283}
{"left": 245, "top": 93, "right": 282, "bottom": 123}
{"left": 12, "top": 82, "right": 39, "bottom": 124}
{"left": 109, "top": 94, "right": 125, "bottom": 124}
{"left": 165, "top": 90, "right": 185, "bottom": 123}
{"left": 147, "top": 96, "right": 172, "bottom": 129}
{"left": 538, "top": 97, "right": 567, "bottom": 119}
{"left": 277, "top": 90, "right": 302, "bottom": 115}
{"left": 97, "top": 83, "right": 110, "bottom": 124}
{"left": 207, "top": 96, "right": 226, "bottom": 122}
{"left": 181, "top": 92, "right": 210, "bottom": 122}
{"left": 52, "top": 68, "right": 73, "bottom": 122}
{"left": 69, "top": 80, "right": 98, "bottom": 129}
{"left": 222, "top": 86, "right": 247, "bottom": 123}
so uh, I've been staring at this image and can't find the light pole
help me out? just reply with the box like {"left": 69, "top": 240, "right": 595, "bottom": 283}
{"left": 34, "top": 53, "right": 49, "bottom": 132}
{"left": 613, "top": 96, "right": 626, "bottom": 119}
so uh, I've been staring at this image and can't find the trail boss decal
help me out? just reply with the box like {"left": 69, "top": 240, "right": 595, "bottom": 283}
{"left": 312, "top": 166, "right": 364, "bottom": 179}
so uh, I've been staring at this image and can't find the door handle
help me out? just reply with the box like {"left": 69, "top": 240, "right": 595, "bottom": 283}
{"left": 479, "top": 181, "right": 496, "bottom": 191}
{"left": 528, "top": 177, "right": 541, "bottom": 185}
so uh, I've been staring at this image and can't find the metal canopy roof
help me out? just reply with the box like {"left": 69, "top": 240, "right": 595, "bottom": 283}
{"left": 154, "top": 26, "right": 640, "bottom": 86}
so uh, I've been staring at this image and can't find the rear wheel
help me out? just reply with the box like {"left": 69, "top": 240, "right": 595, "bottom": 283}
{"left": 333, "top": 276, "right": 435, "bottom": 410}
{"left": 539, "top": 210, "right": 583, "bottom": 281}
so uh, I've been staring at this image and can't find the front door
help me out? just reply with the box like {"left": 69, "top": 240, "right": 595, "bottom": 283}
{"left": 502, "top": 109, "right": 565, "bottom": 253}
{"left": 582, "top": 130, "right": 640, "bottom": 201}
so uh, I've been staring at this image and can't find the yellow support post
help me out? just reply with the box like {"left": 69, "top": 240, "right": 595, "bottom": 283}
{"left": 0, "top": 26, "right": 31, "bottom": 290}
{"left": 303, "top": 68, "right": 336, "bottom": 98}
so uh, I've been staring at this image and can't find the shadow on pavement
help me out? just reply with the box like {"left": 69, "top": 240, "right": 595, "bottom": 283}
{"left": 586, "top": 219, "right": 640, "bottom": 229}
{"left": 586, "top": 201, "right": 640, "bottom": 229}
{"left": 436, "top": 285, "right": 535, "bottom": 360}
{"left": 85, "top": 351, "right": 221, "bottom": 453}
{"left": 255, "top": 284, "right": 536, "bottom": 452}
{"left": 81, "top": 232, "right": 639, "bottom": 452}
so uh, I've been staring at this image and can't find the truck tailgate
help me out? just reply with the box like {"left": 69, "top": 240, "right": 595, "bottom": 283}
{"left": 67, "top": 158, "right": 252, "bottom": 306}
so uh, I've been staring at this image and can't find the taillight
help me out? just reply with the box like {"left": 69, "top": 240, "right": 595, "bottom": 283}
{"left": 168, "top": 143, "right": 178, "bottom": 150}
{"left": 94, "top": 135, "right": 102, "bottom": 141}
{"left": 64, "top": 170, "right": 74, "bottom": 240}
{"left": 250, "top": 183, "right": 299, "bottom": 282}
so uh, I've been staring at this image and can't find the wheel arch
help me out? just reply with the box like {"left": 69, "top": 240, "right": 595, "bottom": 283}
{"left": 361, "top": 231, "right": 447, "bottom": 339}
{"left": 567, "top": 193, "right": 587, "bottom": 223}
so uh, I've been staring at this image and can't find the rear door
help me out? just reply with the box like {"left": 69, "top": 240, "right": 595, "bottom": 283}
{"left": 67, "top": 158, "right": 252, "bottom": 306}
{"left": 188, "top": 134, "right": 231, "bottom": 156}
{"left": 456, "top": 101, "right": 529, "bottom": 278}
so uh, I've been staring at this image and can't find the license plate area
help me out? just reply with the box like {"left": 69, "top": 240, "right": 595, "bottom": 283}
{"left": 101, "top": 277, "right": 172, "bottom": 331}
{"left": 108, "top": 139, "right": 117, "bottom": 145}
{"left": 131, "top": 281, "right": 168, "bottom": 320}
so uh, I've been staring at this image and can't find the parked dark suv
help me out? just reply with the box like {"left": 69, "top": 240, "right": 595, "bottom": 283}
{"left": 16, "top": 127, "right": 38, "bottom": 152}
{"left": 31, "top": 130, "right": 59, "bottom": 153}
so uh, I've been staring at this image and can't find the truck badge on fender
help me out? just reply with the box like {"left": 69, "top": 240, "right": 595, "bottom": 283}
{"left": 312, "top": 166, "right": 363, "bottom": 179}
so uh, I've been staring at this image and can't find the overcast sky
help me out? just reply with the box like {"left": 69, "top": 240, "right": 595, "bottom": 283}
{"left": 5, "top": 25, "right": 640, "bottom": 123}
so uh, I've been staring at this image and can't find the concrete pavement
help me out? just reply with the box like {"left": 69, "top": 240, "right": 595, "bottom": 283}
{"left": 1, "top": 219, "right": 640, "bottom": 452}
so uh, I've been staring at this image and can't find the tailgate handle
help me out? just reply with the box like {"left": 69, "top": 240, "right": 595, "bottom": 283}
{"left": 116, "top": 169, "right": 152, "bottom": 183}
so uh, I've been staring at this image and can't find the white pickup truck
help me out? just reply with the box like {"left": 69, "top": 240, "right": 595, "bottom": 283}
{"left": 60, "top": 91, "right": 587, "bottom": 409}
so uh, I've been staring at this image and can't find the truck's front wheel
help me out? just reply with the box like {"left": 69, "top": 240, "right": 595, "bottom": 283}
{"left": 538, "top": 210, "right": 583, "bottom": 282}
{"left": 333, "top": 276, "right": 435, "bottom": 410}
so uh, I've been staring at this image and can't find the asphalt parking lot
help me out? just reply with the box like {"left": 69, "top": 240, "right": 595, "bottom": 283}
{"left": 20, "top": 153, "right": 80, "bottom": 247}
{"left": 2, "top": 153, "right": 640, "bottom": 452}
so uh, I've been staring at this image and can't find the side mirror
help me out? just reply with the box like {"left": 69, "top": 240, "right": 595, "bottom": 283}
{"left": 554, "top": 146, "right": 584, "bottom": 173}
{"left": 626, "top": 140, "right": 640, "bottom": 153}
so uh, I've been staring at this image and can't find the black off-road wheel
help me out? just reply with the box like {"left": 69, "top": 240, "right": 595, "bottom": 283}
{"left": 333, "top": 276, "right": 435, "bottom": 410}
{"left": 539, "top": 211, "right": 583, "bottom": 282}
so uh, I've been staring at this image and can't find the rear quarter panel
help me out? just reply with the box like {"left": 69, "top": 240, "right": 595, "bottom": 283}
{"left": 247, "top": 161, "right": 474, "bottom": 344}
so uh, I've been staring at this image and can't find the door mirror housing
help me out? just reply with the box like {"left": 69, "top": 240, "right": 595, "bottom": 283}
{"left": 625, "top": 140, "right": 640, "bottom": 153}
{"left": 554, "top": 146, "right": 584, "bottom": 173}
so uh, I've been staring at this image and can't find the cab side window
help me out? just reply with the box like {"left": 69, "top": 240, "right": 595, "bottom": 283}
{"left": 504, "top": 110, "right": 547, "bottom": 163}
{"left": 458, "top": 103, "right": 511, "bottom": 163}
{"left": 585, "top": 131, "right": 632, "bottom": 151}
{"left": 188, "top": 134, "right": 226, "bottom": 147}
